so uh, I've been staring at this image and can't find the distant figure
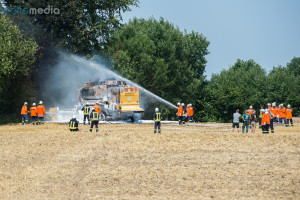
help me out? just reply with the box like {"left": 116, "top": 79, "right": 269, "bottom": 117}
{"left": 232, "top": 109, "right": 241, "bottom": 133}
{"left": 258, "top": 105, "right": 264, "bottom": 128}
{"left": 250, "top": 110, "right": 256, "bottom": 133}
{"left": 36, "top": 101, "right": 46, "bottom": 125}
{"left": 262, "top": 109, "right": 270, "bottom": 134}
{"left": 242, "top": 110, "right": 250, "bottom": 134}
{"left": 182, "top": 103, "right": 187, "bottom": 124}
{"left": 278, "top": 104, "right": 286, "bottom": 125}
{"left": 82, "top": 104, "right": 90, "bottom": 125}
{"left": 21, "top": 102, "right": 28, "bottom": 125}
{"left": 247, "top": 106, "right": 254, "bottom": 129}
{"left": 177, "top": 102, "right": 183, "bottom": 125}
{"left": 269, "top": 107, "right": 275, "bottom": 133}
{"left": 267, "top": 103, "right": 271, "bottom": 110}
{"left": 30, "top": 103, "right": 38, "bottom": 125}
{"left": 90, "top": 108, "right": 99, "bottom": 132}
{"left": 153, "top": 108, "right": 163, "bottom": 134}
{"left": 69, "top": 115, "right": 79, "bottom": 132}
{"left": 187, "top": 104, "right": 194, "bottom": 123}
{"left": 286, "top": 104, "right": 293, "bottom": 127}
{"left": 93, "top": 102, "right": 101, "bottom": 114}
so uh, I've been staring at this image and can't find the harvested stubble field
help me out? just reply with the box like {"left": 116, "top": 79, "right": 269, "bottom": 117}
{"left": 0, "top": 120, "right": 299, "bottom": 200}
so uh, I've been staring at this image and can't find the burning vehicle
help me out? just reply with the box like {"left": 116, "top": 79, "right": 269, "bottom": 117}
{"left": 75, "top": 78, "right": 144, "bottom": 122}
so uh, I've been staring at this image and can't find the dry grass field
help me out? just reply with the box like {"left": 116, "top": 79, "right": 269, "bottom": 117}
{"left": 0, "top": 120, "right": 299, "bottom": 199}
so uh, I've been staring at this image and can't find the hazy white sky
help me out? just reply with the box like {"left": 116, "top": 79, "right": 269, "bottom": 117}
{"left": 122, "top": 0, "right": 300, "bottom": 79}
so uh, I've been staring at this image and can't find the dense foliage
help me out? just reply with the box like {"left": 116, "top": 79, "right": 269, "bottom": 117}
{"left": 0, "top": 0, "right": 299, "bottom": 123}
{"left": 203, "top": 59, "right": 300, "bottom": 122}
{"left": 0, "top": 16, "right": 38, "bottom": 123}
{"left": 105, "top": 17, "right": 210, "bottom": 119}
{"left": 5, "top": 0, "right": 139, "bottom": 55}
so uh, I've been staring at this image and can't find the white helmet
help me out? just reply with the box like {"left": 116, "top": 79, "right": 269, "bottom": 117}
{"left": 39, "top": 101, "right": 43, "bottom": 104}
{"left": 73, "top": 115, "right": 76, "bottom": 119}
{"left": 272, "top": 102, "right": 275, "bottom": 106}
{"left": 267, "top": 103, "right": 271, "bottom": 106}
{"left": 24, "top": 102, "right": 28, "bottom": 105}
{"left": 190, "top": 104, "right": 192, "bottom": 107}
{"left": 273, "top": 102, "right": 276, "bottom": 106}
{"left": 249, "top": 105, "right": 253, "bottom": 109}
{"left": 97, "top": 102, "right": 100, "bottom": 105}
{"left": 181, "top": 103, "right": 184, "bottom": 106}
{"left": 287, "top": 104, "right": 291, "bottom": 108}
{"left": 155, "top": 108, "right": 159, "bottom": 112}
{"left": 32, "top": 103, "right": 36, "bottom": 106}
{"left": 177, "top": 102, "right": 181, "bottom": 106}
{"left": 265, "top": 110, "right": 269, "bottom": 114}
{"left": 262, "top": 109, "right": 266, "bottom": 113}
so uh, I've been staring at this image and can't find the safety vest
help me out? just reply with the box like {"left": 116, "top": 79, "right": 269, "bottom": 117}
{"left": 154, "top": 112, "right": 162, "bottom": 122}
{"left": 69, "top": 119, "right": 78, "bottom": 130}
{"left": 83, "top": 106, "right": 90, "bottom": 115}
{"left": 30, "top": 106, "right": 37, "bottom": 116}
{"left": 286, "top": 108, "right": 293, "bottom": 119}
{"left": 91, "top": 111, "right": 99, "bottom": 121}
{"left": 247, "top": 109, "right": 254, "bottom": 119}
{"left": 259, "top": 109, "right": 264, "bottom": 118}
{"left": 21, "top": 105, "right": 28, "bottom": 115}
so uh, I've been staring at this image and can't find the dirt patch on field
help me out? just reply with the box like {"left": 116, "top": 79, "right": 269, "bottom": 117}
{"left": 0, "top": 122, "right": 299, "bottom": 199}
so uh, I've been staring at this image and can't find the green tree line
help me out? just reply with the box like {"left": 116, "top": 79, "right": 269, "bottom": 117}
{"left": 0, "top": 1, "right": 299, "bottom": 124}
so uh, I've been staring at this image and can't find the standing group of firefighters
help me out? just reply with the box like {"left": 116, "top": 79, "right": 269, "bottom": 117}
{"left": 176, "top": 103, "right": 194, "bottom": 125}
{"left": 232, "top": 102, "right": 294, "bottom": 134}
{"left": 21, "top": 101, "right": 46, "bottom": 125}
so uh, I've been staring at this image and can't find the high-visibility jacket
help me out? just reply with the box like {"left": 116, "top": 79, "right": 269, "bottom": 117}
{"left": 247, "top": 109, "right": 254, "bottom": 119}
{"left": 90, "top": 111, "right": 99, "bottom": 121}
{"left": 275, "top": 107, "right": 280, "bottom": 117}
{"left": 69, "top": 119, "right": 79, "bottom": 130}
{"left": 153, "top": 112, "right": 162, "bottom": 122}
{"left": 36, "top": 105, "right": 46, "bottom": 117}
{"left": 279, "top": 107, "right": 286, "bottom": 118}
{"left": 30, "top": 106, "right": 37, "bottom": 116}
{"left": 268, "top": 106, "right": 271, "bottom": 110}
{"left": 93, "top": 104, "right": 101, "bottom": 114}
{"left": 261, "top": 113, "right": 266, "bottom": 125}
{"left": 82, "top": 106, "right": 90, "bottom": 115}
{"left": 259, "top": 109, "right": 264, "bottom": 118}
{"left": 187, "top": 107, "right": 194, "bottom": 116}
{"left": 264, "top": 113, "right": 270, "bottom": 124}
{"left": 21, "top": 105, "right": 28, "bottom": 115}
{"left": 270, "top": 107, "right": 277, "bottom": 117}
{"left": 177, "top": 106, "right": 183, "bottom": 116}
{"left": 286, "top": 108, "right": 293, "bottom": 119}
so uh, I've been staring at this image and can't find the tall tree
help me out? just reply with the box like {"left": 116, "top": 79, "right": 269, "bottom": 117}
{"left": 206, "top": 59, "right": 267, "bottom": 122}
{"left": 0, "top": 16, "right": 38, "bottom": 124}
{"left": 5, "top": 0, "right": 139, "bottom": 55}
{"left": 105, "top": 17, "right": 210, "bottom": 119}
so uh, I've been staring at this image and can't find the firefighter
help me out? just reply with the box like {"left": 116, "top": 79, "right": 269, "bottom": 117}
{"left": 279, "top": 104, "right": 287, "bottom": 125}
{"left": 267, "top": 103, "right": 271, "bottom": 110}
{"left": 36, "top": 101, "right": 46, "bottom": 125}
{"left": 90, "top": 108, "right": 99, "bottom": 132}
{"left": 30, "top": 103, "right": 38, "bottom": 125}
{"left": 153, "top": 108, "right": 163, "bottom": 134}
{"left": 262, "top": 109, "right": 271, "bottom": 134}
{"left": 177, "top": 102, "right": 183, "bottom": 125}
{"left": 82, "top": 104, "right": 90, "bottom": 125}
{"left": 182, "top": 103, "right": 187, "bottom": 124}
{"left": 247, "top": 106, "right": 255, "bottom": 129}
{"left": 21, "top": 102, "right": 28, "bottom": 125}
{"left": 269, "top": 107, "right": 275, "bottom": 133}
{"left": 286, "top": 105, "right": 293, "bottom": 127}
{"left": 69, "top": 115, "right": 79, "bottom": 132}
{"left": 93, "top": 102, "right": 101, "bottom": 114}
{"left": 261, "top": 109, "right": 266, "bottom": 134}
{"left": 258, "top": 105, "right": 264, "bottom": 128}
{"left": 271, "top": 102, "right": 278, "bottom": 123}
{"left": 187, "top": 104, "right": 194, "bottom": 123}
